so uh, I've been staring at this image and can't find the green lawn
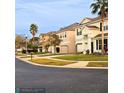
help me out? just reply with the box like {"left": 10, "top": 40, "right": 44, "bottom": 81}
{"left": 29, "top": 58, "right": 75, "bottom": 66}
{"left": 54, "top": 54, "right": 108, "bottom": 61}
{"left": 37, "top": 53, "right": 63, "bottom": 57}
{"left": 16, "top": 53, "right": 26, "bottom": 56}
{"left": 20, "top": 56, "right": 34, "bottom": 58}
{"left": 87, "top": 62, "right": 108, "bottom": 67}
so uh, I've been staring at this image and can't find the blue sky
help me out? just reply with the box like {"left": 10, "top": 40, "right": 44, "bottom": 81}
{"left": 16, "top": 0, "right": 97, "bottom": 37}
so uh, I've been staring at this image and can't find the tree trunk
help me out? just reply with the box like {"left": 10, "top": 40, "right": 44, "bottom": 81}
{"left": 33, "top": 35, "right": 34, "bottom": 45}
{"left": 101, "top": 16, "right": 105, "bottom": 55}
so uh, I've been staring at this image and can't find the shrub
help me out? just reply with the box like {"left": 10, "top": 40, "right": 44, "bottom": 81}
{"left": 92, "top": 52, "right": 102, "bottom": 55}
{"left": 86, "top": 49, "right": 90, "bottom": 55}
{"left": 22, "top": 49, "right": 26, "bottom": 54}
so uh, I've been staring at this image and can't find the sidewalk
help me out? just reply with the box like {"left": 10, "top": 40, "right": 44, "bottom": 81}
{"left": 16, "top": 55, "right": 108, "bottom": 69}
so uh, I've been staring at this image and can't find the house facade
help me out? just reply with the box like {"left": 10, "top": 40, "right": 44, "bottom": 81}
{"left": 75, "top": 17, "right": 108, "bottom": 54}
{"left": 39, "top": 32, "right": 56, "bottom": 53}
{"left": 39, "top": 23, "right": 79, "bottom": 54}
{"left": 56, "top": 23, "right": 79, "bottom": 54}
{"left": 39, "top": 16, "right": 108, "bottom": 54}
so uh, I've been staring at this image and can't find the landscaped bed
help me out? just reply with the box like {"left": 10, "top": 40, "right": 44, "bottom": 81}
{"left": 54, "top": 54, "right": 108, "bottom": 61}
{"left": 29, "top": 58, "right": 75, "bottom": 66}
{"left": 87, "top": 62, "right": 108, "bottom": 67}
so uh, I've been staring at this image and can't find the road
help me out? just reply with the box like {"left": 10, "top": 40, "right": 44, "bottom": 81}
{"left": 15, "top": 58, "right": 108, "bottom": 93}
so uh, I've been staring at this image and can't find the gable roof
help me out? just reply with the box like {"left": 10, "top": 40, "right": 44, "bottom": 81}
{"left": 80, "top": 16, "right": 108, "bottom": 25}
{"left": 57, "top": 23, "right": 79, "bottom": 33}
{"left": 80, "top": 18, "right": 93, "bottom": 24}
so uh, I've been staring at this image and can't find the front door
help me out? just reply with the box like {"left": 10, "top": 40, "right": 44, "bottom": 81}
{"left": 91, "top": 42, "right": 94, "bottom": 53}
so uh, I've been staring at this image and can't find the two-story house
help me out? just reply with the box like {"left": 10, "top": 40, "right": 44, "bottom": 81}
{"left": 75, "top": 16, "right": 108, "bottom": 54}
{"left": 56, "top": 23, "right": 79, "bottom": 54}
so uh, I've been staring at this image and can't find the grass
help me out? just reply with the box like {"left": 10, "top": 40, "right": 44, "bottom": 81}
{"left": 29, "top": 58, "right": 75, "bottom": 66}
{"left": 37, "top": 53, "right": 63, "bottom": 57}
{"left": 54, "top": 54, "right": 108, "bottom": 61}
{"left": 20, "top": 56, "right": 34, "bottom": 58}
{"left": 15, "top": 53, "right": 26, "bottom": 56}
{"left": 87, "top": 62, "right": 108, "bottom": 67}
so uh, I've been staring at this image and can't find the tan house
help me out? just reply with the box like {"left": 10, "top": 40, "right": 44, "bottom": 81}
{"left": 39, "top": 31, "right": 56, "bottom": 52}
{"left": 39, "top": 23, "right": 79, "bottom": 54}
{"left": 56, "top": 23, "right": 79, "bottom": 54}
{"left": 75, "top": 16, "right": 108, "bottom": 54}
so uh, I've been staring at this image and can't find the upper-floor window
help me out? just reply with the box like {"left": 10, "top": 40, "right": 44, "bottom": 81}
{"left": 77, "top": 28, "right": 82, "bottom": 36}
{"left": 60, "top": 35, "right": 62, "bottom": 38}
{"left": 64, "top": 32, "right": 67, "bottom": 38}
{"left": 59, "top": 32, "right": 67, "bottom": 39}
{"left": 104, "top": 25, "right": 108, "bottom": 31}
{"left": 83, "top": 35, "right": 88, "bottom": 40}
{"left": 100, "top": 23, "right": 102, "bottom": 31}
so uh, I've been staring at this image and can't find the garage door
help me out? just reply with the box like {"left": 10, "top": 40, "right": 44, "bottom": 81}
{"left": 61, "top": 46, "right": 68, "bottom": 53}
{"left": 77, "top": 44, "right": 83, "bottom": 53}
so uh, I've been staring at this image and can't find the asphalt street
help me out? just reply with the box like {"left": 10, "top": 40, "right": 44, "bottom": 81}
{"left": 15, "top": 58, "right": 108, "bottom": 93}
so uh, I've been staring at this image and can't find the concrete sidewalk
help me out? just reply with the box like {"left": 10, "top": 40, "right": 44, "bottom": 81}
{"left": 16, "top": 55, "right": 108, "bottom": 69}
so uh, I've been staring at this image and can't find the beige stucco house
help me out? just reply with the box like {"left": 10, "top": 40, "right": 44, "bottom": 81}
{"left": 56, "top": 23, "right": 79, "bottom": 54}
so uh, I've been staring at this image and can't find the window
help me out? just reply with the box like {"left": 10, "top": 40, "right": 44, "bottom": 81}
{"left": 77, "top": 28, "right": 82, "bottom": 36}
{"left": 100, "top": 23, "right": 102, "bottom": 31}
{"left": 104, "top": 39, "right": 108, "bottom": 48}
{"left": 104, "top": 25, "right": 108, "bottom": 31}
{"left": 84, "top": 35, "right": 88, "bottom": 40}
{"left": 77, "top": 29, "right": 78, "bottom": 35}
{"left": 60, "top": 35, "right": 62, "bottom": 38}
{"left": 96, "top": 39, "right": 108, "bottom": 50}
{"left": 106, "top": 25, "right": 108, "bottom": 30}
{"left": 65, "top": 32, "right": 67, "bottom": 38}
{"left": 99, "top": 40, "right": 102, "bottom": 50}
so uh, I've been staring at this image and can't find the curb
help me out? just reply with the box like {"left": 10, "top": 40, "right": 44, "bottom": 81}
{"left": 15, "top": 57, "right": 108, "bottom": 69}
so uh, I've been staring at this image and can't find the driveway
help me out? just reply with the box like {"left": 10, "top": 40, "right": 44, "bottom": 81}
{"left": 15, "top": 58, "right": 108, "bottom": 93}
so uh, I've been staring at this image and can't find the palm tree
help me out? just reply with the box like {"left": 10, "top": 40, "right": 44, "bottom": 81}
{"left": 29, "top": 24, "right": 38, "bottom": 45}
{"left": 90, "top": 0, "right": 108, "bottom": 54}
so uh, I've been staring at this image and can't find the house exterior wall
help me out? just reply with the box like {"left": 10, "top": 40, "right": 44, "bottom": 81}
{"left": 81, "top": 27, "right": 99, "bottom": 54}
{"left": 57, "top": 30, "right": 76, "bottom": 53}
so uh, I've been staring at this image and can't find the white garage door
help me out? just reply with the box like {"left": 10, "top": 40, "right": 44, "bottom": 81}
{"left": 61, "top": 46, "right": 68, "bottom": 53}
{"left": 77, "top": 44, "right": 83, "bottom": 53}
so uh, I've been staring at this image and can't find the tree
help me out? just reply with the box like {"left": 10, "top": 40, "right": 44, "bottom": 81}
{"left": 90, "top": 0, "right": 108, "bottom": 54}
{"left": 49, "top": 34, "right": 61, "bottom": 53}
{"left": 42, "top": 42, "right": 51, "bottom": 53}
{"left": 29, "top": 37, "right": 39, "bottom": 46}
{"left": 15, "top": 35, "right": 26, "bottom": 49}
{"left": 40, "top": 33, "right": 61, "bottom": 53}
{"left": 29, "top": 24, "right": 38, "bottom": 44}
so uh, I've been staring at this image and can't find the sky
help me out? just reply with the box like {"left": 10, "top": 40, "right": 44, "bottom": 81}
{"left": 16, "top": 0, "right": 97, "bottom": 37}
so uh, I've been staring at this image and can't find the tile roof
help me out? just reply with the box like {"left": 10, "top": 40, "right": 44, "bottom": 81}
{"left": 57, "top": 23, "right": 79, "bottom": 33}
